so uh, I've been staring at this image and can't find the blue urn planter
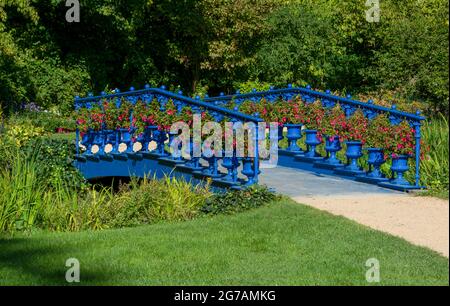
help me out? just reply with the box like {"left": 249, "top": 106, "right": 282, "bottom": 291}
{"left": 137, "top": 126, "right": 157, "bottom": 151}
{"left": 314, "top": 135, "right": 344, "bottom": 170}
{"left": 356, "top": 148, "right": 389, "bottom": 184}
{"left": 118, "top": 128, "right": 133, "bottom": 153}
{"left": 295, "top": 130, "right": 322, "bottom": 163}
{"left": 334, "top": 141, "right": 365, "bottom": 176}
{"left": 285, "top": 124, "right": 303, "bottom": 153}
{"left": 153, "top": 129, "right": 168, "bottom": 157}
{"left": 200, "top": 149, "right": 222, "bottom": 179}
{"left": 241, "top": 157, "right": 256, "bottom": 186}
{"left": 389, "top": 155, "right": 411, "bottom": 186}
{"left": 294, "top": 129, "right": 322, "bottom": 164}
{"left": 81, "top": 130, "right": 94, "bottom": 152}
{"left": 167, "top": 131, "right": 184, "bottom": 162}
{"left": 378, "top": 154, "right": 418, "bottom": 191}
{"left": 304, "top": 130, "right": 321, "bottom": 157}
{"left": 181, "top": 140, "right": 203, "bottom": 171}
{"left": 220, "top": 151, "right": 240, "bottom": 183}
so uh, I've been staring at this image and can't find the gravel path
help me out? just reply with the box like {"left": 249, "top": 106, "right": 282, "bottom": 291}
{"left": 260, "top": 166, "right": 449, "bottom": 257}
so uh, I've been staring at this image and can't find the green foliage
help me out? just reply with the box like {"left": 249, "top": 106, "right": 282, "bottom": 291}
{"left": 22, "top": 136, "right": 86, "bottom": 190}
{"left": 363, "top": 0, "right": 449, "bottom": 114}
{"left": 235, "top": 80, "right": 272, "bottom": 94}
{"left": 111, "top": 177, "right": 211, "bottom": 227}
{"left": 0, "top": 153, "right": 44, "bottom": 232}
{"left": 1, "top": 122, "right": 45, "bottom": 147}
{"left": 201, "top": 186, "right": 280, "bottom": 215}
{"left": 1, "top": 0, "right": 448, "bottom": 115}
{"left": 8, "top": 111, "right": 75, "bottom": 133}
{"left": 253, "top": 4, "right": 350, "bottom": 88}
{"left": 419, "top": 115, "right": 449, "bottom": 194}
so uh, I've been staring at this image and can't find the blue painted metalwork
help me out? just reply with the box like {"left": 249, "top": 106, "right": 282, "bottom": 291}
{"left": 74, "top": 86, "right": 263, "bottom": 190}
{"left": 314, "top": 136, "right": 344, "bottom": 169}
{"left": 204, "top": 85, "right": 426, "bottom": 191}
{"left": 356, "top": 148, "right": 389, "bottom": 184}
{"left": 334, "top": 141, "right": 365, "bottom": 176}
{"left": 284, "top": 124, "right": 303, "bottom": 152}
{"left": 74, "top": 84, "right": 426, "bottom": 192}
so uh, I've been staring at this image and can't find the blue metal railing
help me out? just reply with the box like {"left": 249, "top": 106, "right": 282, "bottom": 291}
{"left": 74, "top": 85, "right": 263, "bottom": 187}
{"left": 204, "top": 85, "right": 426, "bottom": 190}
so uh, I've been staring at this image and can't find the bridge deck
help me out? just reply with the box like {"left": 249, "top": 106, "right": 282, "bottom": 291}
{"left": 259, "top": 166, "right": 401, "bottom": 197}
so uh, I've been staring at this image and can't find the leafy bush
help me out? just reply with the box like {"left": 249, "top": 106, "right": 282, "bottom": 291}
{"left": 110, "top": 177, "right": 211, "bottom": 228}
{"left": 8, "top": 111, "right": 76, "bottom": 133}
{"left": 22, "top": 137, "right": 86, "bottom": 190}
{"left": 201, "top": 186, "right": 280, "bottom": 215}
{"left": 3, "top": 123, "right": 45, "bottom": 147}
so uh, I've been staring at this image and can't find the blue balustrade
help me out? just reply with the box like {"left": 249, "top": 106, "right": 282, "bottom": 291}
{"left": 74, "top": 86, "right": 262, "bottom": 189}
{"left": 204, "top": 85, "right": 426, "bottom": 191}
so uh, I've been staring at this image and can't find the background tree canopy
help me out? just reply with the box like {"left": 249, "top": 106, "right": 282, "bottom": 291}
{"left": 0, "top": 0, "right": 448, "bottom": 115}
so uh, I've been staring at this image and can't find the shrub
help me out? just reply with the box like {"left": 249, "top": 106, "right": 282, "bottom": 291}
{"left": 8, "top": 111, "right": 76, "bottom": 133}
{"left": 3, "top": 123, "right": 45, "bottom": 147}
{"left": 111, "top": 177, "right": 211, "bottom": 227}
{"left": 22, "top": 137, "right": 86, "bottom": 190}
{"left": 201, "top": 186, "right": 280, "bottom": 215}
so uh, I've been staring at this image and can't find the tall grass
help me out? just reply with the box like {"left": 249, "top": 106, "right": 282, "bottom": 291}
{"left": 0, "top": 153, "right": 44, "bottom": 232}
{"left": 419, "top": 114, "right": 449, "bottom": 196}
{"left": 0, "top": 149, "right": 212, "bottom": 233}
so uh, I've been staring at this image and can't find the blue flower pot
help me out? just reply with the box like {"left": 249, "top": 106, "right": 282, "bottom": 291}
{"left": 202, "top": 149, "right": 222, "bottom": 178}
{"left": 184, "top": 140, "right": 203, "bottom": 171}
{"left": 321, "top": 136, "right": 343, "bottom": 166}
{"left": 81, "top": 130, "right": 94, "bottom": 151}
{"left": 153, "top": 129, "right": 168, "bottom": 156}
{"left": 285, "top": 124, "right": 303, "bottom": 152}
{"left": 168, "top": 131, "right": 183, "bottom": 161}
{"left": 137, "top": 126, "right": 156, "bottom": 151}
{"left": 366, "top": 148, "right": 386, "bottom": 179}
{"left": 304, "top": 129, "right": 321, "bottom": 158}
{"left": 118, "top": 128, "right": 133, "bottom": 152}
{"left": 343, "top": 141, "right": 363, "bottom": 172}
{"left": 104, "top": 130, "right": 116, "bottom": 144}
{"left": 390, "top": 155, "right": 411, "bottom": 186}
{"left": 221, "top": 151, "right": 239, "bottom": 182}
{"left": 241, "top": 157, "right": 256, "bottom": 186}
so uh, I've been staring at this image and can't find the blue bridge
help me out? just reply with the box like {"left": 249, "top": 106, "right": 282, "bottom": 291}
{"left": 74, "top": 85, "right": 425, "bottom": 192}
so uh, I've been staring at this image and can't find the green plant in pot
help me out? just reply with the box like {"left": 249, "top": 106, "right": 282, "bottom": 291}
{"left": 283, "top": 97, "right": 307, "bottom": 152}
{"left": 358, "top": 113, "right": 394, "bottom": 182}
{"left": 339, "top": 109, "right": 369, "bottom": 175}
{"left": 302, "top": 101, "right": 325, "bottom": 158}
{"left": 317, "top": 104, "right": 346, "bottom": 167}
{"left": 384, "top": 120, "right": 416, "bottom": 186}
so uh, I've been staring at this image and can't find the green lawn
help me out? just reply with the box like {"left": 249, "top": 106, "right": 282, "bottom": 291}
{"left": 0, "top": 199, "right": 448, "bottom": 286}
